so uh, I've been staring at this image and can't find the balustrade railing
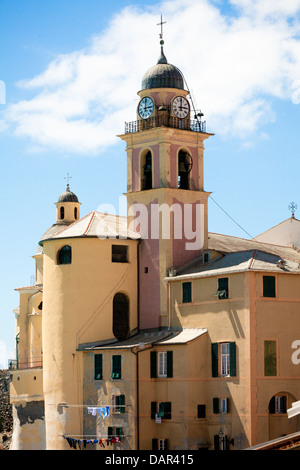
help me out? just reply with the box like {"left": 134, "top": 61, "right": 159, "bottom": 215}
{"left": 8, "top": 357, "right": 43, "bottom": 370}
{"left": 125, "top": 115, "right": 206, "bottom": 134}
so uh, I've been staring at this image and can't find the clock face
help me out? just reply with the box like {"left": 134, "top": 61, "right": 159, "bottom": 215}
{"left": 138, "top": 97, "right": 154, "bottom": 119}
{"left": 172, "top": 96, "right": 189, "bottom": 119}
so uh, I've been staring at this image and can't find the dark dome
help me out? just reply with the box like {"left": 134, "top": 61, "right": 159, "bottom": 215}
{"left": 57, "top": 186, "right": 79, "bottom": 203}
{"left": 141, "top": 47, "right": 185, "bottom": 91}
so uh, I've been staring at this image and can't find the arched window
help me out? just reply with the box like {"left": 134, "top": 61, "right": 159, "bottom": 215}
{"left": 74, "top": 207, "right": 78, "bottom": 219}
{"left": 113, "top": 293, "right": 129, "bottom": 341}
{"left": 60, "top": 206, "right": 65, "bottom": 220}
{"left": 57, "top": 245, "right": 72, "bottom": 265}
{"left": 178, "top": 150, "right": 192, "bottom": 190}
{"left": 141, "top": 151, "right": 152, "bottom": 190}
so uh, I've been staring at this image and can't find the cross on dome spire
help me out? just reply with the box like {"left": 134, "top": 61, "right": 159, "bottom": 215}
{"left": 157, "top": 15, "right": 166, "bottom": 44}
{"left": 64, "top": 172, "right": 72, "bottom": 191}
{"left": 156, "top": 15, "right": 168, "bottom": 64}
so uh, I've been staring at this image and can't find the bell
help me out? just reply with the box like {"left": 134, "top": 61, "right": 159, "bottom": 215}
{"left": 179, "top": 161, "right": 187, "bottom": 172}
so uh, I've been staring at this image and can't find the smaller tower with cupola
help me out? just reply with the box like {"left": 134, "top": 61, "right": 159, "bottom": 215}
{"left": 119, "top": 24, "right": 213, "bottom": 329}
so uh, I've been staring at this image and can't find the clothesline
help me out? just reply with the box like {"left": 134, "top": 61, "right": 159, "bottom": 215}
{"left": 62, "top": 434, "right": 128, "bottom": 449}
{"left": 54, "top": 404, "right": 131, "bottom": 407}
{"left": 62, "top": 434, "right": 130, "bottom": 438}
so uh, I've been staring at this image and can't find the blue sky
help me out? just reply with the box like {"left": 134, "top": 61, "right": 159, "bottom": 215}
{"left": 0, "top": 0, "right": 300, "bottom": 366}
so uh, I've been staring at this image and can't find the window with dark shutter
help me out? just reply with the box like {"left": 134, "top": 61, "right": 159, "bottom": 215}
{"left": 94, "top": 354, "right": 103, "bottom": 380}
{"left": 213, "top": 397, "right": 219, "bottom": 414}
{"left": 263, "top": 275, "right": 276, "bottom": 297}
{"left": 197, "top": 404, "right": 206, "bottom": 418}
{"left": 151, "top": 402, "right": 157, "bottom": 420}
{"left": 111, "top": 355, "right": 121, "bottom": 379}
{"left": 150, "top": 351, "right": 157, "bottom": 378}
{"left": 211, "top": 343, "right": 218, "bottom": 377}
{"left": 182, "top": 281, "right": 192, "bottom": 303}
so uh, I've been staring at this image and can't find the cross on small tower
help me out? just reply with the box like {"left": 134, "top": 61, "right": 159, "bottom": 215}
{"left": 157, "top": 15, "right": 166, "bottom": 42}
{"left": 289, "top": 202, "right": 297, "bottom": 218}
{"left": 64, "top": 172, "right": 72, "bottom": 190}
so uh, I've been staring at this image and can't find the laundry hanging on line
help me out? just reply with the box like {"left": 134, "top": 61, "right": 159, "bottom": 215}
{"left": 63, "top": 435, "right": 120, "bottom": 450}
{"left": 87, "top": 406, "right": 110, "bottom": 418}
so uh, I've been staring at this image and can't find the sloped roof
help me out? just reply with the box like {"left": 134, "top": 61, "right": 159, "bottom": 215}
{"left": 166, "top": 232, "right": 300, "bottom": 280}
{"left": 78, "top": 328, "right": 207, "bottom": 351}
{"left": 208, "top": 232, "right": 300, "bottom": 260}
{"left": 39, "top": 211, "right": 140, "bottom": 245}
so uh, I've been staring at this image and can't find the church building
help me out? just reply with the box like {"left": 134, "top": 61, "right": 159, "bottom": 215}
{"left": 9, "top": 31, "right": 300, "bottom": 450}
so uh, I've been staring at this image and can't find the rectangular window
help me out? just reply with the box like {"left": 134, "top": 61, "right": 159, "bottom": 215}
{"left": 151, "top": 402, "right": 172, "bottom": 420}
{"left": 213, "top": 398, "right": 228, "bottom": 414}
{"left": 264, "top": 340, "right": 277, "bottom": 376}
{"left": 94, "top": 354, "right": 103, "bottom": 380}
{"left": 220, "top": 397, "right": 228, "bottom": 414}
{"left": 111, "top": 355, "right": 122, "bottom": 380}
{"left": 158, "top": 439, "right": 168, "bottom": 450}
{"left": 220, "top": 343, "right": 230, "bottom": 377}
{"left": 217, "top": 278, "right": 228, "bottom": 299}
{"left": 182, "top": 281, "right": 192, "bottom": 303}
{"left": 152, "top": 439, "right": 168, "bottom": 450}
{"left": 150, "top": 351, "right": 173, "bottom": 378}
{"left": 112, "top": 245, "right": 129, "bottom": 263}
{"left": 197, "top": 404, "right": 206, "bottom": 418}
{"left": 112, "top": 394, "right": 125, "bottom": 414}
{"left": 211, "top": 342, "right": 236, "bottom": 377}
{"left": 158, "top": 352, "right": 167, "bottom": 377}
{"left": 275, "top": 395, "right": 287, "bottom": 414}
{"left": 107, "top": 426, "right": 123, "bottom": 441}
{"left": 263, "top": 275, "right": 276, "bottom": 297}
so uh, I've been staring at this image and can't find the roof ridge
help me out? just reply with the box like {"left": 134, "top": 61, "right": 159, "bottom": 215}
{"left": 208, "top": 231, "right": 298, "bottom": 250}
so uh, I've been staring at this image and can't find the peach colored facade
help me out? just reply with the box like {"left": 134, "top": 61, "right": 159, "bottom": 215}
{"left": 9, "top": 42, "right": 300, "bottom": 451}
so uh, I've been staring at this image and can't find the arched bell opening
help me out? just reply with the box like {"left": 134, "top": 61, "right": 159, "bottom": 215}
{"left": 113, "top": 293, "right": 130, "bottom": 341}
{"left": 140, "top": 150, "right": 153, "bottom": 191}
{"left": 178, "top": 150, "right": 193, "bottom": 190}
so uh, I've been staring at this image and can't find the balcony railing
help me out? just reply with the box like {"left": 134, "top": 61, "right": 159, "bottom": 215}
{"left": 124, "top": 115, "right": 206, "bottom": 134}
{"left": 8, "top": 357, "right": 43, "bottom": 370}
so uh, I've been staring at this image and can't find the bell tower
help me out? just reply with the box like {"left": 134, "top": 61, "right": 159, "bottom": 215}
{"left": 119, "top": 25, "right": 213, "bottom": 329}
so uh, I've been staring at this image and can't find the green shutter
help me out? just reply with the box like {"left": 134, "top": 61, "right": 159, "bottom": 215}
{"left": 117, "top": 427, "right": 123, "bottom": 438}
{"left": 197, "top": 404, "right": 206, "bottom": 418}
{"left": 158, "top": 402, "right": 165, "bottom": 418}
{"left": 214, "top": 434, "right": 220, "bottom": 450}
{"left": 152, "top": 439, "right": 158, "bottom": 450}
{"left": 119, "top": 394, "right": 125, "bottom": 414}
{"left": 164, "top": 402, "right": 171, "bottom": 419}
{"left": 167, "top": 351, "right": 173, "bottom": 378}
{"left": 182, "top": 282, "right": 192, "bottom": 303}
{"left": 94, "top": 354, "right": 103, "bottom": 380}
{"left": 211, "top": 343, "right": 218, "bottom": 377}
{"left": 151, "top": 402, "right": 157, "bottom": 420}
{"left": 264, "top": 340, "right": 277, "bottom": 376}
{"left": 150, "top": 351, "right": 157, "bottom": 378}
{"left": 229, "top": 342, "right": 236, "bottom": 377}
{"left": 263, "top": 276, "right": 276, "bottom": 297}
{"left": 213, "top": 397, "right": 219, "bottom": 414}
{"left": 111, "top": 355, "right": 121, "bottom": 379}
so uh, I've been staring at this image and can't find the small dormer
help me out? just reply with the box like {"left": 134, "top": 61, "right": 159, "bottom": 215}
{"left": 55, "top": 184, "right": 81, "bottom": 225}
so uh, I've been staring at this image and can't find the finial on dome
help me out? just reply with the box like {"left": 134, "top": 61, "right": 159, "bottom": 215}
{"left": 157, "top": 15, "right": 167, "bottom": 64}
{"left": 64, "top": 173, "right": 72, "bottom": 192}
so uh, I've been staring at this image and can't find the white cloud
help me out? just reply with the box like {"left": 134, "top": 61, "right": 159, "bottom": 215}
{"left": 2, "top": 0, "right": 300, "bottom": 155}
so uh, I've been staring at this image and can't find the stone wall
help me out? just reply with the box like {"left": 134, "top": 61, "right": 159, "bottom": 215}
{"left": 0, "top": 370, "right": 12, "bottom": 450}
